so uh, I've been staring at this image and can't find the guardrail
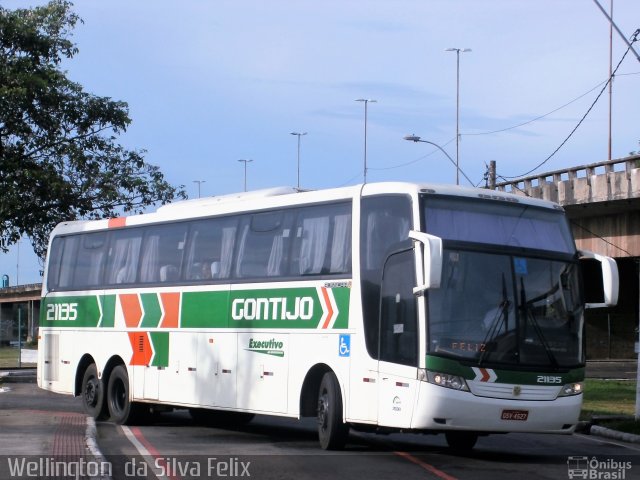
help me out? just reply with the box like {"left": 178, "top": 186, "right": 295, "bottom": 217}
{"left": 495, "top": 154, "right": 640, "bottom": 205}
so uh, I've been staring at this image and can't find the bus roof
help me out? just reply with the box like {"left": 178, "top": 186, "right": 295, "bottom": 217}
{"left": 48, "top": 182, "right": 561, "bottom": 237}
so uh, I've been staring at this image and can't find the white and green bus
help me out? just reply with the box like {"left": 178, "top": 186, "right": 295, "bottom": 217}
{"left": 37, "top": 182, "right": 618, "bottom": 450}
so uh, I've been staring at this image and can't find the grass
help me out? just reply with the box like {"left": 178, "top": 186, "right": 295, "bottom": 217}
{"left": 0, "top": 346, "right": 36, "bottom": 368}
{"left": 581, "top": 379, "right": 636, "bottom": 419}
{"left": 581, "top": 379, "right": 640, "bottom": 436}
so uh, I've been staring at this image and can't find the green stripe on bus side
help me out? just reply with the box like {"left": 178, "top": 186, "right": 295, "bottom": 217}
{"left": 332, "top": 287, "right": 350, "bottom": 329}
{"left": 41, "top": 296, "right": 101, "bottom": 328}
{"left": 42, "top": 285, "right": 351, "bottom": 330}
{"left": 150, "top": 332, "right": 169, "bottom": 367}
{"left": 99, "top": 295, "right": 116, "bottom": 328}
{"left": 140, "top": 293, "right": 162, "bottom": 328}
{"left": 228, "top": 287, "right": 323, "bottom": 329}
{"left": 425, "top": 355, "right": 585, "bottom": 385}
{"left": 181, "top": 291, "right": 229, "bottom": 328}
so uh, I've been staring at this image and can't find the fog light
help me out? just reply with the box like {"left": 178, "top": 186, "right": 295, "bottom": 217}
{"left": 425, "top": 370, "right": 469, "bottom": 391}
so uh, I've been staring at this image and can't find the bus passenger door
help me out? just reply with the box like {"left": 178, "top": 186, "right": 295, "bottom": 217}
{"left": 377, "top": 250, "right": 419, "bottom": 428}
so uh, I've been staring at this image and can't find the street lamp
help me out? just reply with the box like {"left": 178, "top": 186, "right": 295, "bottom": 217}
{"left": 193, "top": 180, "right": 206, "bottom": 198}
{"left": 403, "top": 134, "right": 474, "bottom": 185}
{"left": 355, "top": 98, "right": 377, "bottom": 184}
{"left": 445, "top": 47, "right": 471, "bottom": 186}
{"left": 290, "top": 132, "right": 307, "bottom": 189}
{"left": 238, "top": 159, "right": 253, "bottom": 192}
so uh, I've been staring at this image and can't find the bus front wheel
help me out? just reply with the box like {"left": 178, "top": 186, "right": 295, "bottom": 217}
{"left": 81, "top": 364, "right": 106, "bottom": 419}
{"left": 106, "top": 365, "right": 138, "bottom": 424}
{"left": 317, "top": 371, "right": 349, "bottom": 450}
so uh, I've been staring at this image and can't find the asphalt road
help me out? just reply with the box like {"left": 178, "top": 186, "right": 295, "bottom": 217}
{"left": 94, "top": 408, "right": 640, "bottom": 480}
{"left": 2, "top": 382, "right": 640, "bottom": 480}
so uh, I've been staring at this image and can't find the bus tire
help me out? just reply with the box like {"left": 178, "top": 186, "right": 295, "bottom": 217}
{"left": 81, "top": 364, "right": 106, "bottom": 420}
{"left": 317, "top": 371, "right": 349, "bottom": 450}
{"left": 445, "top": 431, "right": 478, "bottom": 451}
{"left": 106, "top": 365, "right": 138, "bottom": 425}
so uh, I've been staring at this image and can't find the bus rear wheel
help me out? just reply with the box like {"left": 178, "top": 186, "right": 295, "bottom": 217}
{"left": 81, "top": 364, "right": 106, "bottom": 419}
{"left": 106, "top": 365, "right": 141, "bottom": 425}
{"left": 317, "top": 371, "right": 349, "bottom": 450}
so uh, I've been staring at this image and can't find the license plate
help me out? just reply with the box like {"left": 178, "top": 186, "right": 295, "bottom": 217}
{"left": 501, "top": 409, "right": 529, "bottom": 421}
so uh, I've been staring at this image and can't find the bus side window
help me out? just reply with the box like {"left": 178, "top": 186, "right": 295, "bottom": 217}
{"left": 73, "top": 232, "right": 108, "bottom": 288}
{"left": 47, "top": 237, "right": 69, "bottom": 291}
{"left": 236, "top": 211, "right": 292, "bottom": 279}
{"left": 106, "top": 230, "right": 142, "bottom": 285}
{"left": 139, "top": 223, "right": 188, "bottom": 284}
{"left": 185, "top": 217, "right": 238, "bottom": 281}
{"left": 292, "top": 203, "right": 352, "bottom": 276}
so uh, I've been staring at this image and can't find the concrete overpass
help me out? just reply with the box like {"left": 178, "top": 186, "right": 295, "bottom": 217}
{"left": 496, "top": 154, "right": 640, "bottom": 359}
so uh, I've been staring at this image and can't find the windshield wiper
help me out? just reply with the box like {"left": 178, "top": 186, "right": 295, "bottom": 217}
{"left": 478, "top": 274, "right": 510, "bottom": 366}
{"left": 519, "top": 277, "right": 559, "bottom": 368}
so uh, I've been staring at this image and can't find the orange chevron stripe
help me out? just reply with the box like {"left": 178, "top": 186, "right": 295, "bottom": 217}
{"left": 159, "top": 292, "right": 180, "bottom": 328}
{"left": 120, "top": 294, "right": 143, "bottom": 328}
{"left": 128, "top": 332, "right": 153, "bottom": 366}
{"left": 321, "top": 287, "right": 334, "bottom": 329}
{"left": 108, "top": 217, "right": 127, "bottom": 228}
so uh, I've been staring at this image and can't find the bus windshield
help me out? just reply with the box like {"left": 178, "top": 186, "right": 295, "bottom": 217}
{"left": 422, "top": 195, "right": 584, "bottom": 369}
{"left": 427, "top": 251, "right": 584, "bottom": 368}
{"left": 423, "top": 196, "right": 575, "bottom": 254}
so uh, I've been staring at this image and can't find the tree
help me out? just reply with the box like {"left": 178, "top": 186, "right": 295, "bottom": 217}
{"left": 0, "top": 1, "right": 185, "bottom": 259}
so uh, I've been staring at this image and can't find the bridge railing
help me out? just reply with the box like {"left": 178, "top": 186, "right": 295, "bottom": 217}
{"left": 495, "top": 154, "right": 640, "bottom": 205}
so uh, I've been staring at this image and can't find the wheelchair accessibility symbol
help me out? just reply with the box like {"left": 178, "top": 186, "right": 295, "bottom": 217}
{"left": 339, "top": 334, "right": 351, "bottom": 357}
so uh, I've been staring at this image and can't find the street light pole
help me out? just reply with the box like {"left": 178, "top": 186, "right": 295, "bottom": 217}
{"left": 403, "top": 134, "right": 475, "bottom": 185}
{"left": 445, "top": 47, "right": 471, "bottom": 186}
{"left": 355, "top": 98, "right": 377, "bottom": 184}
{"left": 238, "top": 159, "right": 253, "bottom": 192}
{"left": 193, "top": 180, "right": 206, "bottom": 198}
{"left": 290, "top": 132, "right": 307, "bottom": 189}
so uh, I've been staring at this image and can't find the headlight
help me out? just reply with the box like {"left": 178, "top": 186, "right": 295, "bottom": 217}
{"left": 420, "top": 369, "right": 469, "bottom": 391}
{"left": 558, "top": 382, "right": 583, "bottom": 397}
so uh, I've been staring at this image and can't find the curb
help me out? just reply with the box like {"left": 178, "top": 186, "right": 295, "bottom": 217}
{"left": 85, "top": 418, "right": 113, "bottom": 480}
{"left": 590, "top": 425, "right": 640, "bottom": 444}
{"left": 0, "top": 369, "right": 36, "bottom": 383}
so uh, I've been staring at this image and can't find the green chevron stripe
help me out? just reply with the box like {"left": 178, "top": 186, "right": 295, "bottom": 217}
{"left": 140, "top": 293, "right": 162, "bottom": 328}
{"left": 99, "top": 295, "right": 116, "bottom": 328}
{"left": 149, "top": 332, "right": 169, "bottom": 367}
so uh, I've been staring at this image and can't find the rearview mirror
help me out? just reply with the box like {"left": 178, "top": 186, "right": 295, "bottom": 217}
{"left": 578, "top": 250, "right": 619, "bottom": 308}
{"left": 409, "top": 230, "right": 443, "bottom": 294}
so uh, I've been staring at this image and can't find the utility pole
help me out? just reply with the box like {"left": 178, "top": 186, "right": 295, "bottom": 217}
{"left": 488, "top": 160, "right": 496, "bottom": 190}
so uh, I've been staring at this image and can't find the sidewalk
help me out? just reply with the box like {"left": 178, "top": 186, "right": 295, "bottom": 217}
{"left": 586, "top": 360, "right": 638, "bottom": 380}
{"left": 0, "top": 372, "right": 109, "bottom": 479}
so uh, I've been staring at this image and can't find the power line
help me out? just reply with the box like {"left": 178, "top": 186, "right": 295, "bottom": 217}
{"left": 462, "top": 80, "right": 607, "bottom": 137}
{"left": 570, "top": 221, "right": 633, "bottom": 257}
{"left": 501, "top": 32, "right": 639, "bottom": 180}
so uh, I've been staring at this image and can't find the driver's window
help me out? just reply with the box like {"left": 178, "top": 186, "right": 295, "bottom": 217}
{"left": 379, "top": 249, "right": 418, "bottom": 366}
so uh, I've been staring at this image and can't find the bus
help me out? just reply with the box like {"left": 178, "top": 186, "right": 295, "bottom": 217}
{"left": 37, "top": 182, "right": 618, "bottom": 450}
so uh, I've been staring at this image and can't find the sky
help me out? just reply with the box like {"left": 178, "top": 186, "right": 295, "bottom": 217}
{"left": 2, "top": 0, "right": 639, "bottom": 285}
